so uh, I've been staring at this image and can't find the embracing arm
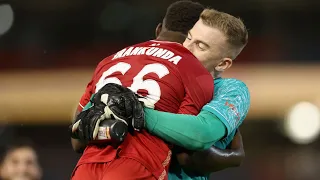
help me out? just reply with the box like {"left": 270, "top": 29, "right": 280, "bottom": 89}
{"left": 144, "top": 108, "right": 226, "bottom": 150}
{"left": 177, "top": 130, "right": 245, "bottom": 174}
{"left": 145, "top": 107, "right": 245, "bottom": 173}
{"left": 71, "top": 109, "right": 88, "bottom": 153}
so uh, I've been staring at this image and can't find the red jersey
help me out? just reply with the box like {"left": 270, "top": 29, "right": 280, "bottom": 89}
{"left": 76, "top": 40, "right": 214, "bottom": 179}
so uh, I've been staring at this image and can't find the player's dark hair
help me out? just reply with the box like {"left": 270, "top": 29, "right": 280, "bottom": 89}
{"left": 0, "top": 138, "right": 37, "bottom": 163}
{"left": 164, "top": 0, "right": 204, "bottom": 35}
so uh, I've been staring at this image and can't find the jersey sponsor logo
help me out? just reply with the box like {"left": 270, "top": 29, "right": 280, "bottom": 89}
{"left": 112, "top": 46, "right": 182, "bottom": 65}
{"left": 225, "top": 101, "right": 240, "bottom": 121}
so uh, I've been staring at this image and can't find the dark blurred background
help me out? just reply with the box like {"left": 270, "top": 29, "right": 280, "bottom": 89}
{"left": 1, "top": 0, "right": 320, "bottom": 179}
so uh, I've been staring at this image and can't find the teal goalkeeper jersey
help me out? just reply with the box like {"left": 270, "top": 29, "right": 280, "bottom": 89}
{"left": 168, "top": 78, "right": 250, "bottom": 180}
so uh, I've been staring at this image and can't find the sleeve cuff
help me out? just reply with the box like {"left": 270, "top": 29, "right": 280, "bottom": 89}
{"left": 144, "top": 108, "right": 159, "bottom": 132}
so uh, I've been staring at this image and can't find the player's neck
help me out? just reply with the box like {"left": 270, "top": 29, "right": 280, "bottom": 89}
{"left": 214, "top": 74, "right": 221, "bottom": 79}
{"left": 156, "top": 31, "right": 187, "bottom": 44}
{"left": 212, "top": 71, "right": 222, "bottom": 79}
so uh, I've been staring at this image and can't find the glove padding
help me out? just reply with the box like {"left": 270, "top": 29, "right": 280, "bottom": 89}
{"left": 70, "top": 102, "right": 105, "bottom": 141}
{"left": 99, "top": 83, "right": 145, "bottom": 130}
{"left": 71, "top": 83, "right": 145, "bottom": 141}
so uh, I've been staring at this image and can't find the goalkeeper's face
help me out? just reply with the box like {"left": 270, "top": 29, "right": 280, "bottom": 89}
{"left": 0, "top": 147, "right": 42, "bottom": 180}
{"left": 183, "top": 19, "right": 232, "bottom": 73}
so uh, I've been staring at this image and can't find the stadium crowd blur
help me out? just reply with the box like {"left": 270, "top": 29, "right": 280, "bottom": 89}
{"left": 0, "top": 0, "right": 320, "bottom": 179}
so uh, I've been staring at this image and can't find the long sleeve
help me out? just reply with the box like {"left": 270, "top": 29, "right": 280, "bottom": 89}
{"left": 144, "top": 108, "right": 226, "bottom": 150}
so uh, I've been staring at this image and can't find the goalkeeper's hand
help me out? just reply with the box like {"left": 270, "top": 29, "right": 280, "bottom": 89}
{"left": 70, "top": 83, "right": 145, "bottom": 141}
{"left": 70, "top": 100, "right": 105, "bottom": 141}
{"left": 98, "top": 83, "right": 145, "bottom": 130}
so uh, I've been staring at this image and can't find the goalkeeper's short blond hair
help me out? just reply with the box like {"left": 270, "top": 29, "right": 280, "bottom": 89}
{"left": 200, "top": 9, "right": 248, "bottom": 59}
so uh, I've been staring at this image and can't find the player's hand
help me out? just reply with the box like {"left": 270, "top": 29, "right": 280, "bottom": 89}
{"left": 96, "top": 83, "right": 145, "bottom": 131}
{"left": 70, "top": 102, "right": 105, "bottom": 141}
{"left": 70, "top": 83, "right": 145, "bottom": 141}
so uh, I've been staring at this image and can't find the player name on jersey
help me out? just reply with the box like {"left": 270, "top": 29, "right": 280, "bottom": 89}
{"left": 112, "top": 46, "right": 182, "bottom": 65}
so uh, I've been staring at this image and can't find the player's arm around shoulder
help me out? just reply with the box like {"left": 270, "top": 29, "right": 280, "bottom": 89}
{"left": 144, "top": 108, "right": 227, "bottom": 150}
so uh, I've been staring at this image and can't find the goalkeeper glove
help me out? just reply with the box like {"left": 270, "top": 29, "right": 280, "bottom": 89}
{"left": 70, "top": 83, "right": 145, "bottom": 141}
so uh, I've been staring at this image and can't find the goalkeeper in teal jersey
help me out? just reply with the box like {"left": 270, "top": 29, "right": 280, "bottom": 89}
{"left": 142, "top": 3, "right": 250, "bottom": 180}
{"left": 144, "top": 78, "right": 250, "bottom": 180}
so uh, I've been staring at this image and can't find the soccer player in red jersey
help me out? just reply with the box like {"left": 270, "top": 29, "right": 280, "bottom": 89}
{"left": 70, "top": 3, "right": 213, "bottom": 180}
